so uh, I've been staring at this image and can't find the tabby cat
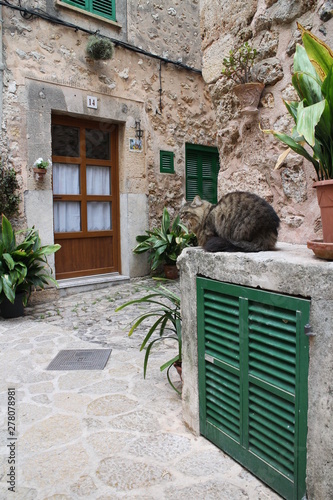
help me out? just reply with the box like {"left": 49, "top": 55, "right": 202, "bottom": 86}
{"left": 181, "top": 192, "right": 280, "bottom": 252}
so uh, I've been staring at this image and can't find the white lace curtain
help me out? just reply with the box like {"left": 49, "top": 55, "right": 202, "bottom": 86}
{"left": 53, "top": 164, "right": 111, "bottom": 233}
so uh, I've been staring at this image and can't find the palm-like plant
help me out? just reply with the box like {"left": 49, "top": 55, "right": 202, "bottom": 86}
{"left": 116, "top": 284, "right": 182, "bottom": 394}
{"left": 133, "top": 207, "right": 197, "bottom": 271}
{"left": 264, "top": 23, "right": 333, "bottom": 180}
{"left": 0, "top": 215, "right": 60, "bottom": 306}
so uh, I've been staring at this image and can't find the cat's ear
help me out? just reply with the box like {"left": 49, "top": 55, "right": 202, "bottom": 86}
{"left": 191, "top": 195, "right": 203, "bottom": 207}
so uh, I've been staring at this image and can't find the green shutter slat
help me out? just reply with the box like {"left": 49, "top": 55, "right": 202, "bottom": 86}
{"left": 62, "top": 0, "right": 86, "bottom": 7}
{"left": 160, "top": 151, "right": 174, "bottom": 173}
{"left": 61, "top": 0, "right": 115, "bottom": 21}
{"left": 197, "top": 277, "right": 310, "bottom": 500}
{"left": 206, "top": 364, "right": 241, "bottom": 441}
{"left": 204, "top": 291, "right": 240, "bottom": 367}
{"left": 92, "top": 0, "right": 114, "bottom": 17}
{"left": 249, "top": 301, "right": 297, "bottom": 394}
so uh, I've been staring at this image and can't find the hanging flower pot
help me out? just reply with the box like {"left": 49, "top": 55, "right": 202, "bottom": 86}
{"left": 33, "top": 167, "right": 47, "bottom": 180}
{"left": 86, "top": 36, "right": 114, "bottom": 61}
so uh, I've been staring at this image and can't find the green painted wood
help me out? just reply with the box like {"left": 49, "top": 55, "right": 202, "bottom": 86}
{"left": 160, "top": 150, "right": 174, "bottom": 173}
{"left": 197, "top": 277, "right": 310, "bottom": 500}
{"left": 61, "top": 0, "right": 116, "bottom": 21}
{"left": 185, "top": 144, "right": 219, "bottom": 203}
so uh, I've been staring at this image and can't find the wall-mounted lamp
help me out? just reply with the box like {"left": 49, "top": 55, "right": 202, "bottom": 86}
{"left": 135, "top": 120, "right": 143, "bottom": 139}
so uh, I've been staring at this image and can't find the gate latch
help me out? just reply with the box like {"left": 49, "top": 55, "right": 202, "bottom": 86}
{"left": 304, "top": 324, "right": 316, "bottom": 337}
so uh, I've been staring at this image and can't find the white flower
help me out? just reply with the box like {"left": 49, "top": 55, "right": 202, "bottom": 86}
{"left": 33, "top": 158, "right": 50, "bottom": 169}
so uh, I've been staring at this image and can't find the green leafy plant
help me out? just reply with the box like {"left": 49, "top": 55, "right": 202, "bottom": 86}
{"left": 263, "top": 23, "right": 333, "bottom": 181}
{"left": 0, "top": 215, "right": 61, "bottom": 306}
{"left": 0, "top": 161, "right": 20, "bottom": 218}
{"left": 116, "top": 283, "right": 182, "bottom": 394}
{"left": 86, "top": 36, "right": 114, "bottom": 61}
{"left": 221, "top": 42, "right": 258, "bottom": 84}
{"left": 33, "top": 158, "right": 50, "bottom": 170}
{"left": 133, "top": 207, "right": 197, "bottom": 271}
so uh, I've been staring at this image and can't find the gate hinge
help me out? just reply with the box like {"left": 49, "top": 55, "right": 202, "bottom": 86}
{"left": 304, "top": 324, "right": 315, "bottom": 337}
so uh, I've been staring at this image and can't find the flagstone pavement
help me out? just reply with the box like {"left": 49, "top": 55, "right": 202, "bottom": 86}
{"left": 0, "top": 278, "right": 281, "bottom": 499}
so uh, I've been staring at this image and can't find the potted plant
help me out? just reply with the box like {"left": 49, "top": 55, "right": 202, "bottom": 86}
{"left": 33, "top": 158, "right": 50, "bottom": 180}
{"left": 116, "top": 282, "right": 182, "bottom": 394}
{"left": 263, "top": 23, "right": 333, "bottom": 258}
{"left": 86, "top": 35, "right": 114, "bottom": 61}
{"left": 133, "top": 207, "right": 197, "bottom": 278}
{"left": 221, "top": 41, "right": 264, "bottom": 114}
{"left": 0, "top": 215, "right": 61, "bottom": 318}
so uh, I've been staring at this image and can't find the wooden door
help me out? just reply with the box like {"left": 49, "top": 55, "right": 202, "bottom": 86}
{"left": 51, "top": 116, "right": 120, "bottom": 280}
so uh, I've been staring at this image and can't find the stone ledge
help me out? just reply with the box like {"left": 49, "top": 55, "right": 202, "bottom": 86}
{"left": 178, "top": 242, "right": 333, "bottom": 301}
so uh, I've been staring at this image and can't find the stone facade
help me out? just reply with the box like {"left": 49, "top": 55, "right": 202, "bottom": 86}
{"left": 0, "top": 0, "right": 218, "bottom": 277}
{"left": 200, "top": 0, "right": 333, "bottom": 244}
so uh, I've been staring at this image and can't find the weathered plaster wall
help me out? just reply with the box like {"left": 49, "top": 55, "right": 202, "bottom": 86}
{"left": 1, "top": 0, "right": 218, "bottom": 276}
{"left": 200, "top": 0, "right": 333, "bottom": 245}
{"left": 178, "top": 245, "right": 333, "bottom": 500}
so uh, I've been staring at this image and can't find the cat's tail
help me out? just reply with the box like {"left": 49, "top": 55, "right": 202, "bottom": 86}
{"left": 203, "top": 236, "right": 274, "bottom": 253}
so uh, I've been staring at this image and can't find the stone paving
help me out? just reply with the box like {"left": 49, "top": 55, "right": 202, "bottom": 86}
{"left": 0, "top": 278, "right": 280, "bottom": 499}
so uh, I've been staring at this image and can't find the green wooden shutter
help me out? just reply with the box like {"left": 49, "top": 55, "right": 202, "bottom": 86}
{"left": 197, "top": 277, "right": 310, "bottom": 500}
{"left": 160, "top": 151, "right": 174, "bottom": 174}
{"left": 92, "top": 0, "right": 115, "bottom": 19}
{"left": 185, "top": 144, "right": 219, "bottom": 203}
{"left": 61, "top": 0, "right": 116, "bottom": 21}
{"left": 186, "top": 150, "right": 200, "bottom": 200}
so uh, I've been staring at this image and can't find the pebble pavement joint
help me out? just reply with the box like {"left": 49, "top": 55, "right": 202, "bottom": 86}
{"left": 0, "top": 278, "right": 280, "bottom": 499}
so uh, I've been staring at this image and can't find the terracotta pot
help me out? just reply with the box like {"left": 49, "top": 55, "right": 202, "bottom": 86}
{"left": 163, "top": 264, "right": 179, "bottom": 280}
{"left": 174, "top": 361, "right": 182, "bottom": 382}
{"left": 307, "top": 239, "right": 333, "bottom": 260}
{"left": 313, "top": 180, "right": 333, "bottom": 243}
{"left": 233, "top": 82, "right": 265, "bottom": 114}
{"left": 33, "top": 168, "right": 47, "bottom": 180}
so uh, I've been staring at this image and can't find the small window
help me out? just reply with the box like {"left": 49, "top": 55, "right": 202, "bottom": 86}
{"left": 160, "top": 151, "right": 175, "bottom": 174}
{"left": 60, "top": 0, "right": 116, "bottom": 22}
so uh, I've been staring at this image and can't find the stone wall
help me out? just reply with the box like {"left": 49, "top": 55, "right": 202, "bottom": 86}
{"left": 200, "top": 0, "right": 333, "bottom": 244}
{"left": 0, "top": 1, "right": 218, "bottom": 276}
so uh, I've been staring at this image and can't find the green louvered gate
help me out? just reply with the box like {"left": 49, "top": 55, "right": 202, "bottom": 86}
{"left": 197, "top": 277, "right": 310, "bottom": 500}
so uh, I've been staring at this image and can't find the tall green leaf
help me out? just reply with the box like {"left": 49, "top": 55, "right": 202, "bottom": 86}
{"left": 298, "top": 22, "right": 333, "bottom": 80}
{"left": 296, "top": 100, "right": 326, "bottom": 146}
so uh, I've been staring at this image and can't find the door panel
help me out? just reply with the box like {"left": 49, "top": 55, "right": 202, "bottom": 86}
{"left": 52, "top": 116, "right": 120, "bottom": 279}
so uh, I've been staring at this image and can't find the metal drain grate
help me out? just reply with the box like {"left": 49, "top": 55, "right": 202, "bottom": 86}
{"left": 46, "top": 349, "right": 112, "bottom": 371}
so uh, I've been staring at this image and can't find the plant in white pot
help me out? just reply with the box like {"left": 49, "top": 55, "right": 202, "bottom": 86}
{"left": 263, "top": 23, "right": 333, "bottom": 258}
{"left": 221, "top": 41, "right": 264, "bottom": 114}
